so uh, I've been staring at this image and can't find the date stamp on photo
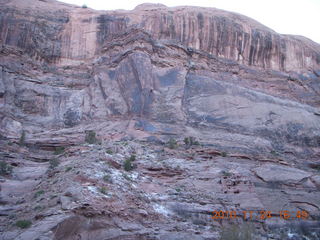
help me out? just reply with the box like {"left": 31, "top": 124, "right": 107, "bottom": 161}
{"left": 211, "top": 210, "right": 309, "bottom": 221}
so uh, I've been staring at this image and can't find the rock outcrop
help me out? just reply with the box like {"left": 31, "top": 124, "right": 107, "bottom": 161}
{"left": 0, "top": 0, "right": 320, "bottom": 239}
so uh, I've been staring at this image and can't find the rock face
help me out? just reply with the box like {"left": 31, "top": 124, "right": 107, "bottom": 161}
{"left": 0, "top": 0, "right": 320, "bottom": 239}
{"left": 0, "top": 0, "right": 319, "bottom": 144}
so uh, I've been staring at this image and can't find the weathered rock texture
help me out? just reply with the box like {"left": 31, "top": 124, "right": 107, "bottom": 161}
{"left": 0, "top": 0, "right": 320, "bottom": 239}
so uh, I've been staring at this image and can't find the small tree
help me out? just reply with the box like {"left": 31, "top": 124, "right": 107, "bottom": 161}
{"left": 82, "top": 4, "right": 87, "bottom": 8}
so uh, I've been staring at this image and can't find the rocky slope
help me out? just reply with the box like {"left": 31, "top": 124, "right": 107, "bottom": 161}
{"left": 0, "top": 0, "right": 320, "bottom": 239}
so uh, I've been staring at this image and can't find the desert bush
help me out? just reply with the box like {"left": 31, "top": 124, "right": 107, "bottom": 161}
{"left": 16, "top": 220, "right": 32, "bottom": 229}
{"left": 183, "top": 137, "right": 190, "bottom": 146}
{"left": 124, "top": 158, "right": 134, "bottom": 171}
{"left": 82, "top": 4, "right": 87, "bottom": 8}
{"left": 221, "top": 170, "right": 232, "bottom": 177}
{"left": 168, "top": 138, "right": 178, "bottom": 149}
{"left": 85, "top": 130, "right": 97, "bottom": 144}
{"left": 184, "top": 136, "right": 200, "bottom": 147}
{"left": 99, "top": 186, "right": 107, "bottom": 195}
{"left": 106, "top": 149, "right": 113, "bottom": 154}
{"left": 103, "top": 174, "right": 111, "bottom": 182}
{"left": 0, "top": 161, "right": 13, "bottom": 176}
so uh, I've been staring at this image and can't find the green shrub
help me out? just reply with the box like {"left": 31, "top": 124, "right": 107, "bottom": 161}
{"left": 53, "top": 146, "right": 65, "bottom": 155}
{"left": 34, "top": 190, "right": 45, "bottom": 198}
{"left": 19, "top": 130, "right": 26, "bottom": 146}
{"left": 270, "top": 150, "right": 279, "bottom": 156}
{"left": 99, "top": 186, "right": 107, "bottom": 195}
{"left": 106, "top": 149, "right": 113, "bottom": 154}
{"left": 221, "top": 170, "right": 232, "bottom": 177}
{"left": 82, "top": 4, "right": 87, "bottom": 8}
{"left": 85, "top": 130, "right": 97, "bottom": 144}
{"left": 16, "top": 220, "right": 32, "bottom": 229}
{"left": 168, "top": 138, "right": 177, "bottom": 149}
{"left": 103, "top": 174, "right": 111, "bottom": 182}
{"left": 0, "top": 161, "right": 13, "bottom": 176}
{"left": 184, "top": 136, "right": 200, "bottom": 147}
{"left": 124, "top": 158, "right": 134, "bottom": 171}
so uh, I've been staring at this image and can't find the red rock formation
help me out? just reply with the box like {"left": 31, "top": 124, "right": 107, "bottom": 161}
{"left": 1, "top": 1, "right": 319, "bottom": 72}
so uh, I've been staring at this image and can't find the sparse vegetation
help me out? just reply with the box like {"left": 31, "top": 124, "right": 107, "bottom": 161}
{"left": 85, "top": 130, "right": 97, "bottom": 144}
{"left": 129, "top": 154, "right": 136, "bottom": 162}
{"left": 16, "top": 220, "right": 32, "bottom": 229}
{"left": 124, "top": 158, "right": 134, "bottom": 171}
{"left": 99, "top": 186, "right": 107, "bottom": 195}
{"left": 168, "top": 138, "right": 178, "bottom": 149}
{"left": 183, "top": 136, "right": 200, "bottom": 147}
{"left": 221, "top": 170, "right": 232, "bottom": 177}
{"left": 106, "top": 149, "right": 113, "bottom": 154}
{"left": 53, "top": 146, "right": 65, "bottom": 155}
{"left": 34, "top": 190, "right": 45, "bottom": 198}
{"left": 0, "top": 161, "right": 13, "bottom": 176}
{"left": 220, "top": 223, "right": 255, "bottom": 240}
{"left": 19, "top": 130, "right": 26, "bottom": 146}
{"left": 221, "top": 152, "right": 228, "bottom": 157}
{"left": 103, "top": 174, "right": 111, "bottom": 182}
{"left": 82, "top": 4, "right": 87, "bottom": 8}
{"left": 49, "top": 158, "right": 60, "bottom": 169}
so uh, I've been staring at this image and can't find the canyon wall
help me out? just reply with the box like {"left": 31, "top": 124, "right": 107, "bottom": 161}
{"left": 0, "top": 0, "right": 319, "bottom": 152}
